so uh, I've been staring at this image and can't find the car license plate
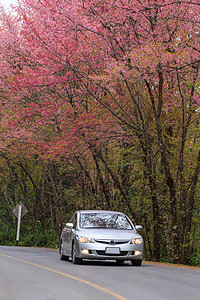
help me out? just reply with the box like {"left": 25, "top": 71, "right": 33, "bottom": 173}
{"left": 105, "top": 247, "right": 120, "bottom": 254}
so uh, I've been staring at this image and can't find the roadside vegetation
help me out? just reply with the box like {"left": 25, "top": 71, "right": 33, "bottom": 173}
{"left": 1, "top": 150, "right": 199, "bottom": 266}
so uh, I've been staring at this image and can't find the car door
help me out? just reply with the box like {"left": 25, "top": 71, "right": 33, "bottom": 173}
{"left": 65, "top": 213, "right": 77, "bottom": 256}
{"left": 61, "top": 221, "right": 72, "bottom": 255}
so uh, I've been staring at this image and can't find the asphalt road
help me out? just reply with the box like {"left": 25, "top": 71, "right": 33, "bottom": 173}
{"left": 0, "top": 246, "right": 199, "bottom": 300}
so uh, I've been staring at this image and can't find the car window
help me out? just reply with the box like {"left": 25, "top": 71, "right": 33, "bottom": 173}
{"left": 68, "top": 216, "right": 73, "bottom": 223}
{"left": 80, "top": 213, "right": 133, "bottom": 230}
{"left": 73, "top": 214, "right": 77, "bottom": 228}
{"left": 68, "top": 214, "right": 77, "bottom": 228}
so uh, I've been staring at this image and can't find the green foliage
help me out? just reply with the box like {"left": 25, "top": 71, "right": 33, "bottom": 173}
{"left": 0, "top": 144, "right": 199, "bottom": 265}
{"left": 190, "top": 253, "right": 200, "bottom": 267}
{"left": 0, "top": 218, "right": 57, "bottom": 248}
{"left": 0, "top": 228, "right": 16, "bottom": 246}
{"left": 0, "top": 227, "right": 58, "bottom": 248}
{"left": 18, "top": 231, "right": 57, "bottom": 248}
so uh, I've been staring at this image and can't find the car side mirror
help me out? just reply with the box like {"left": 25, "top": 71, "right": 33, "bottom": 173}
{"left": 135, "top": 225, "right": 143, "bottom": 232}
{"left": 65, "top": 222, "right": 74, "bottom": 228}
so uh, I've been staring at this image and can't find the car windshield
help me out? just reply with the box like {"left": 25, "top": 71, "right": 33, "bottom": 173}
{"left": 80, "top": 213, "right": 133, "bottom": 230}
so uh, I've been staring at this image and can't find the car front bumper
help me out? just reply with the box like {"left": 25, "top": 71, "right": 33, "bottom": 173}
{"left": 75, "top": 240, "right": 143, "bottom": 261}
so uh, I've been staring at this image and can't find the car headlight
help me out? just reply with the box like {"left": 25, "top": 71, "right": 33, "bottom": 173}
{"left": 131, "top": 238, "right": 142, "bottom": 245}
{"left": 78, "top": 236, "right": 94, "bottom": 243}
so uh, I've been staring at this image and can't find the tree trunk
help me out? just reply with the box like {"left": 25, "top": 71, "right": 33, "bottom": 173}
{"left": 183, "top": 150, "right": 200, "bottom": 264}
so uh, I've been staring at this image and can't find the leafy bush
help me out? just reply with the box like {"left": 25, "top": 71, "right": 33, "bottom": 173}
{"left": 18, "top": 232, "right": 57, "bottom": 248}
{"left": 0, "top": 229, "right": 16, "bottom": 246}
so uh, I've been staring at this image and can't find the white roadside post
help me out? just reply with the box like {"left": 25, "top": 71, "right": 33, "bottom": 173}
{"left": 16, "top": 204, "right": 22, "bottom": 246}
{"left": 12, "top": 202, "right": 28, "bottom": 246}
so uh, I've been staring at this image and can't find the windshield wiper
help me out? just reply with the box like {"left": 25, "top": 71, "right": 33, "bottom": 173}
{"left": 81, "top": 226, "right": 107, "bottom": 229}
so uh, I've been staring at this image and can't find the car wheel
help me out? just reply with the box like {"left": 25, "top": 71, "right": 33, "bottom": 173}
{"left": 72, "top": 243, "right": 82, "bottom": 264}
{"left": 131, "top": 259, "right": 142, "bottom": 266}
{"left": 60, "top": 241, "right": 69, "bottom": 261}
{"left": 116, "top": 260, "right": 124, "bottom": 265}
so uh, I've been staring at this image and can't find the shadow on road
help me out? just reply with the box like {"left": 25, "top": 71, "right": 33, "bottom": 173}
{"left": 62, "top": 259, "right": 150, "bottom": 267}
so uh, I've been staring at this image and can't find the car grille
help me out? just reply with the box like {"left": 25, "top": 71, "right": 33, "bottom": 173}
{"left": 96, "top": 250, "right": 128, "bottom": 256}
{"left": 95, "top": 239, "right": 130, "bottom": 245}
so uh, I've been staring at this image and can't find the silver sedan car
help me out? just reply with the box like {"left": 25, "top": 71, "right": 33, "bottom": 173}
{"left": 59, "top": 210, "right": 143, "bottom": 266}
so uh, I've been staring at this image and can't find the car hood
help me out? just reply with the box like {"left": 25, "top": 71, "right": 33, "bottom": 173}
{"left": 78, "top": 228, "right": 141, "bottom": 240}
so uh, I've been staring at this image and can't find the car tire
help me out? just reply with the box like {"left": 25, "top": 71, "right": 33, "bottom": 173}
{"left": 72, "top": 243, "right": 82, "bottom": 264}
{"left": 131, "top": 259, "right": 142, "bottom": 266}
{"left": 60, "top": 241, "right": 69, "bottom": 261}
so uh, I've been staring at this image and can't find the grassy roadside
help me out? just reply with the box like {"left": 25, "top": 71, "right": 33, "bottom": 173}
{"left": 143, "top": 260, "right": 200, "bottom": 270}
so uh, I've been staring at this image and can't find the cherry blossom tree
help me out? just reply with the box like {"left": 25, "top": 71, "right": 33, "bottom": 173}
{"left": 0, "top": 0, "right": 199, "bottom": 263}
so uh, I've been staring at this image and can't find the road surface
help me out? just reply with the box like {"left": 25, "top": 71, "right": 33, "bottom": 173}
{"left": 0, "top": 246, "right": 199, "bottom": 300}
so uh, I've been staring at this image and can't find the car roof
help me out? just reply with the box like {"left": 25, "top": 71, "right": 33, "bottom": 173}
{"left": 77, "top": 210, "right": 125, "bottom": 214}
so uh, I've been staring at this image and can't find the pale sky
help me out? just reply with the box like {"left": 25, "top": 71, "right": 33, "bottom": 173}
{"left": 0, "top": 0, "right": 18, "bottom": 10}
